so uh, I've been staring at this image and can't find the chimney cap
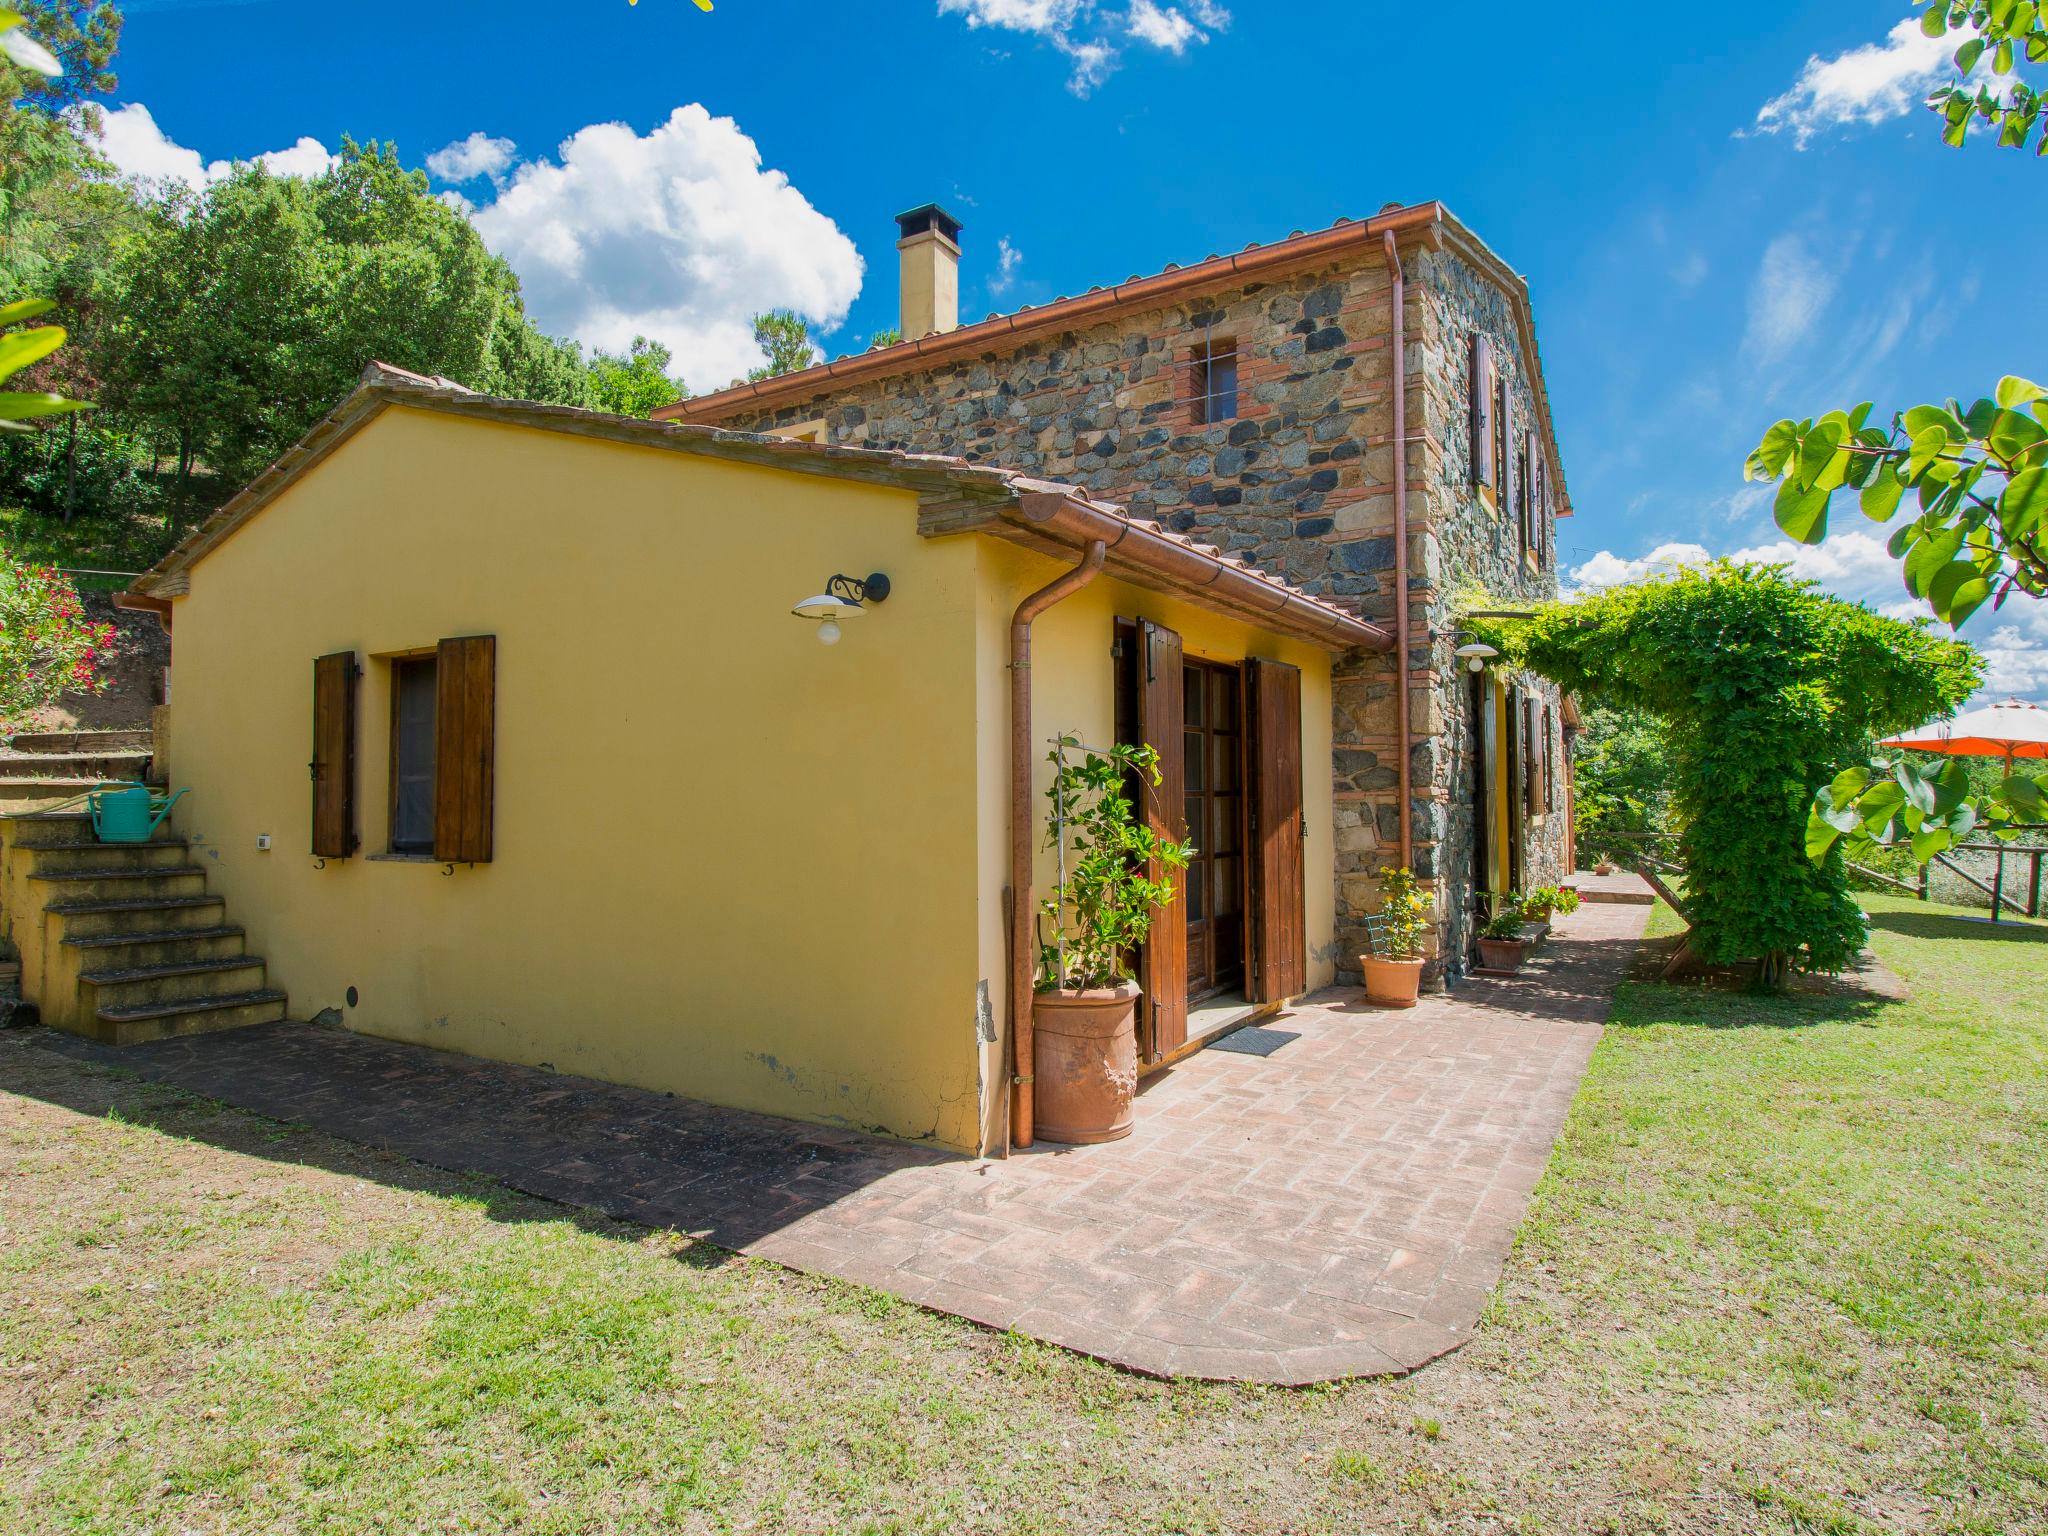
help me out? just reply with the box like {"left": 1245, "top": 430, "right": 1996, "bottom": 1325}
{"left": 895, "top": 203, "right": 964, "bottom": 244}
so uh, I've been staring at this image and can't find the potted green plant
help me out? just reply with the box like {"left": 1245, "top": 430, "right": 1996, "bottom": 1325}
{"left": 1360, "top": 865, "right": 1433, "bottom": 1007}
{"left": 1476, "top": 907, "right": 1532, "bottom": 971}
{"left": 1033, "top": 735, "right": 1193, "bottom": 1144}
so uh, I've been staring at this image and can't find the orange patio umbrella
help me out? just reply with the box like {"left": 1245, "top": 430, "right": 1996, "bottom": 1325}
{"left": 1878, "top": 696, "right": 2048, "bottom": 769}
{"left": 1879, "top": 696, "right": 2048, "bottom": 923}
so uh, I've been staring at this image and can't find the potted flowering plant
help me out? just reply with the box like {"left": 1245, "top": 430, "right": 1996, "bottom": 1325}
{"left": 1360, "top": 864, "right": 1432, "bottom": 1007}
{"left": 1033, "top": 735, "right": 1193, "bottom": 1144}
{"left": 1476, "top": 907, "right": 1532, "bottom": 971}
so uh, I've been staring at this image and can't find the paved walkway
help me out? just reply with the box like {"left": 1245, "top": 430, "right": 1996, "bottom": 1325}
{"left": 33, "top": 902, "right": 1649, "bottom": 1384}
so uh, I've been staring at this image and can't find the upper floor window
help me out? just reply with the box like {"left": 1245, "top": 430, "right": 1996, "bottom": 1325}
{"left": 1469, "top": 334, "right": 1495, "bottom": 489}
{"left": 1189, "top": 335, "right": 1238, "bottom": 425}
{"left": 389, "top": 654, "right": 438, "bottom": 854}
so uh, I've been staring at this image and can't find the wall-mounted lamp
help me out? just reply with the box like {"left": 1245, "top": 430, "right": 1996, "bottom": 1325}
{"left": 792, "top": 571, "right": 891, "bottom": 646}
{"left": 1455, "top": 641, "right": 1499, "bottom": 674}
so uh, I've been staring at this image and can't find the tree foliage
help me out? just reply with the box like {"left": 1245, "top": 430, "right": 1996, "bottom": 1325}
{"left": 1921, "top": 0, "right": 2047, "bottom": 155}
{"left": 589, "top": 334, "right": 686, "bottom": 417}
{"left": 0, "top": 0, "right": 116, "bottom": 109}
{"left": 91, "top": 140, "right": 592, "bottom": 488}
{"left": 1568, "top": 704, "right": 1674, "bottom": 865}
{"left": 746, "top": 309, "right": 813, "bottom": 383}
{"left": 1481, "top": 564, "right": 1980, "bottom": 981}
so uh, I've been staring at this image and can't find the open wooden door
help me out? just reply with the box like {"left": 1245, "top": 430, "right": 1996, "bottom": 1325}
{"left": 1136, "top": 620, "right": 1188, "bottom": 1060}
{"left": 1244, "top": 658, "right": 1306, "bottom": 1003}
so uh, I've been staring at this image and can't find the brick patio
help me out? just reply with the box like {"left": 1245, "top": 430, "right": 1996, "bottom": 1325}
{"left": 32, "top": 899, "right": 1650, "bottom": 1384}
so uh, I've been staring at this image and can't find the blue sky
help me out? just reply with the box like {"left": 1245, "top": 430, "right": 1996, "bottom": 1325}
{"left": 90, "top": 0, "right": 2048, "bottom": 701}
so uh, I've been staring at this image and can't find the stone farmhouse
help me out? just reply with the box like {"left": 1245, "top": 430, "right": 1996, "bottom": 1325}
{"left": 661, "top": 200, "right": 1575, "bottom": 979}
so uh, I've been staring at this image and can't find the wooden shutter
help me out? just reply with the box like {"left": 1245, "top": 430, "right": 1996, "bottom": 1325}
{"left": 1495, "top": 376, "right": 1511, "bottom": 510}
{"left": 1136, "top": 621, "right": 1187, "bottom": 1060}
{"left": 311, "top": 651, "right": 358, "bottom": 858}
{"left": 1244, "top": 658, "right": 1307, "bottom": 1004}
{"left": 1469, "top": 334, "right": 1494, "bottom": 487}
{"left": 1523, "top": 430, "right": 1540, "bottom": 558}
{"left": 1524, "top": 696, "right": 1543, "bottom": 818}
{"left": 1543, "top": 704, "right": 1557, "bottom": 810}
{"left": 434, "top": 635, "right": 496, "bottom": 864}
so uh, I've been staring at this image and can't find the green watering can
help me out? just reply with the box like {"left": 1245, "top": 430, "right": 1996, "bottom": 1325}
{"left": 88, "top": 782, "right": 188, "bottom": 844}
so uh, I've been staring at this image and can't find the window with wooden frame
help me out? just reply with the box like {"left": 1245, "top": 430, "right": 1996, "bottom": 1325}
{"left": 388, "top": 654, "right": 438, "bottom": 853}
{"left": 1518, "top": 429, "right": 1536, "bottom": 561}
{"left": 1524, "top": 696, "right": 1543, "bottom": 818}
{"left": 363, "top": 636, "right": 497, "bottom": 863}
{"left": 1470, "top": 334, "right": 1495, "bottom": 489}
{"left": 1189, "top": 334, "right": 1239, "bottom": 425}
{"left": 1493, "top": 375, "right": 1512, "bottom": 522}
{"left": 1543, "top": 703, "right": 1557, "bottom": 811}
{"left": 1532, "top": 451, "right": 1550, "bottom": 567}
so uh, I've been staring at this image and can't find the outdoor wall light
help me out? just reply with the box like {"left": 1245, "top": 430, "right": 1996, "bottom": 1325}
{"left": 792, "top": 572, "right": 891, "bottom": 646}
{"left": 1455, "top": 642, "right": 1499, "bottom": 674}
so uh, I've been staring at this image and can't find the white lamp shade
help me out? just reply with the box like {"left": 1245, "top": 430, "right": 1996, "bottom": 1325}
{"left": 792, "top": 594, "right": 863, "bottom": 622}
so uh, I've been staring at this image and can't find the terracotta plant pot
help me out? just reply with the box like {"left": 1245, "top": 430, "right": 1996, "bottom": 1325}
{"left": 1359, "top": 953, "right": 1425, "bottom": 1008}
{"left": 1032, "top": 981, "right": 1141, "bottom": 1145}
{"left": 1476, "top": 937, "right": 1528, "bottom": 971}
{"left": 1594, "top": 861, "right": 1617, "bottom": 877}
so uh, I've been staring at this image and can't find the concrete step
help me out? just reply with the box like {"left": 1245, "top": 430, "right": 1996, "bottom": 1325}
{"left": 45, "top": 894, "right": 227, "bottom": 939}
{"left": 28, "top": 865, "right": 208, "bottom": 904}
{"left": 23, "top": 839, "right": 192, "bottom": 876}
{"left": 62, "top": 925, "right": 247, "bottom": 970}
{"left": 6, "top": 729, "right": 152, "bottom": 755}
{"left": 0, "top": 751, "right": 152, "bottom": 781}
{"left": 7, "top": 810, "right": 181, "bottom": 847}
{"left": 0, "top": 779, "right": 123, "bottom": 810}
{"left": 90, "top": 989, "right": 289, "bottom": 1046}
{"left": 79, "top": 955, "right": 268, "bottom": 1011}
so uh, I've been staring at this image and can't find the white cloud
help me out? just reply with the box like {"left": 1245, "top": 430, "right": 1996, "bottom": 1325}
{"left": 426, "top": 131, "right": 516, "bottom": 184}
{"left": 467, "top": 105, "right": 862, "bottom": 392}
{"left": 990, "top": 235, "right": 1023, "bottom": 297}
{"left": 938, "top": 0, "right": 1227, "bottom": 93}
{"left": 1754, "top": 17, "right": 1970, "bottom": 147}
{"left": 1568, "top": 542, "right": 1714, "bottom": 592}
{"left": 80, "top": 102, "right": 336, "bottom": 191}
{"left": 1744, "top": 234, "right": 1835, "bottom": 362}
{"left": 1126, "top": 0, "right": 1200, "bottom": 52}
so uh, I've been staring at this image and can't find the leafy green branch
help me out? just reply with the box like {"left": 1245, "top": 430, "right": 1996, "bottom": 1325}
{"left": 1809, "top": 755, "right": 2045, "bottom": 867}
{"left": 1921, "top": 0, "right": 2048, "bottom": 154}
{"left": 1746, "top": 375, "right": 2048, "bottom": 630}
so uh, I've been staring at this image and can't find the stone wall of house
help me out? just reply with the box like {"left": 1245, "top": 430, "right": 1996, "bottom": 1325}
{"left": 707, "top": 238, "right": 1566, "bottom": 981}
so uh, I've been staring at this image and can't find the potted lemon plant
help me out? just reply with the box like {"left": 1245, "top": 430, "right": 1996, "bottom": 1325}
{"left": 1033, "top": 735, "right": 1193, "bottom": 1144}
{"left": 1360, "top": 865, "right": 1432, "bottom": 1007}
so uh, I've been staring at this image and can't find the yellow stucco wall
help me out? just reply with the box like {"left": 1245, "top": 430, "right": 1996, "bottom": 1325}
{"left": 166, "top": 406, "right": 991, "bottom": 1149}
{"left": 968, "top": 540, "right": 1338, "bottom": 1153}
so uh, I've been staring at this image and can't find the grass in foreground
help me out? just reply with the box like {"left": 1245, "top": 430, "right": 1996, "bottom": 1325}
{"left": 0, "top": 893, "right": 2042, "bottom": 1534}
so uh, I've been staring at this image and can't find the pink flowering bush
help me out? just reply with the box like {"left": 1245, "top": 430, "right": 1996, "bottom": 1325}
{"left": 0, "top": 550, "right": 114, "bottom": 728}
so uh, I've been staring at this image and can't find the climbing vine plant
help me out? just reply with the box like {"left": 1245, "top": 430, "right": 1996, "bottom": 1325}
{"left": 1475, "top": 564, "right": 1980, "bottom": 986}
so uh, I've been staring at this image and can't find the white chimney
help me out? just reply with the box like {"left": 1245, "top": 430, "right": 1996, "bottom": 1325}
{"left": 895, "top": 204, "right": 963, "bottom": 340}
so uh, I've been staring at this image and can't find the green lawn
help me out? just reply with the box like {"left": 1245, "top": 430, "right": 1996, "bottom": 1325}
{"left": 1, "top": 893, "right": 2042, "bottom": 1534}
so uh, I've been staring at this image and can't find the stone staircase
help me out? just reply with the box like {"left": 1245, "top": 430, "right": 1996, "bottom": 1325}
{"left": 0, "top": 810, "right": 287, "bottom": 1044}
{"left": 0, "top": 728, "right": 155, "bottom": 812}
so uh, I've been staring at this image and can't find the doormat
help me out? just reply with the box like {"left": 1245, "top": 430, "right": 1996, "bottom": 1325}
{"left": 1209, "top": 1026, "right": 1300, "bottom": 1057}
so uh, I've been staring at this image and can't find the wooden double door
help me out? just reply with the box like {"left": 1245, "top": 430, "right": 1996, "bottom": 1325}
{"left": 1114, "top": 619, "right": 1308, "bottom": 1063}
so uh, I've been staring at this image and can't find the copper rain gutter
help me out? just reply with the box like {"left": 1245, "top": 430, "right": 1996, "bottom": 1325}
{"left": 1383, "top": 229, "right": 1413, "bottom": 870}
{"left": 1007, "top": 539, "right": 1108, "bottom": 1153}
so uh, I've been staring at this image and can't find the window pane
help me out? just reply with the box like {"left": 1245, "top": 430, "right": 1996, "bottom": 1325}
{"left": 1211, "top": 795, "right": 1241, "bottom": 854}
{"left": 1210, "top": 355, "right": 1238, "bottom": 421}
{"left": 1212, "top": 734, "right": 1239, "bottom": 793}
{"left": 392, "top": 658, "right": 437, "bottom": 852}
{"left": 1214, "top": 856, "right": 1242, "bottom": 917}
{"left": 1213, "top": 667, "right": 1239, "bottom": 726}
{"left": 1183, "top": 856, "right": 1206, "bottom": 919}
{"left": 1184, "top": 731, "right": 1206, "bottom": 790}
{"left": 1182, "top": 667, "right": 1204, "bottom": 726}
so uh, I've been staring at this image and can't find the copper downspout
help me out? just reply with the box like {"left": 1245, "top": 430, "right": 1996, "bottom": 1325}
{"left": 1383, "top": 230, "right": 1413, "bottom": 869}
{"left": 1007, "top": 540, "right": 1108, "bottom": 1153}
